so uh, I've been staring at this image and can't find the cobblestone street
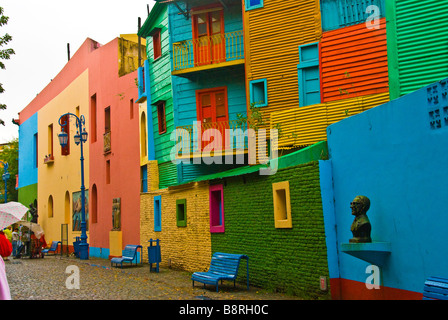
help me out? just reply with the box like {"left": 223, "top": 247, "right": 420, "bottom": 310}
{"left": 4, "top": 255, "right": 301, "bottom": 301}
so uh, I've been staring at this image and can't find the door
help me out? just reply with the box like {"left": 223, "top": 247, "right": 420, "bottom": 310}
{"left": 192, "top": 10, "right": 225, "bottom": 66}
{"left": 197, "top": 88, "right": 229, "bottom": 151}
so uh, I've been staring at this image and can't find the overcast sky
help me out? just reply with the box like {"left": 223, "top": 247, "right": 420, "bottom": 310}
{"left": 0, "top": 0, "right": 154, "bottom": 144}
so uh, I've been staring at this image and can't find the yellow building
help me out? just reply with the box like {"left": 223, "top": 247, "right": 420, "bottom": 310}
{"left": 37, "top": 70, "right": 90, "bottom": 245}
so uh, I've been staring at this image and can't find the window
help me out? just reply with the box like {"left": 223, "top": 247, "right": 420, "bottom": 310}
{"left": 60, "top": 114, "right": 70, "bottom": 156}
{"left": 34, "top": 133, "right": 38, "bottom": 168}
{"left": 105, "top": 106, "right": 111, "bottom": 133}
{"left": 245, "top": 0, "right": 263, "bottom": 11}
{"left": 140, "top": 112, "right": 147, "bottom": 157}
{"left": 141, "top": 165, "right": 148, "bottom": 193}
{"left": 298, "top": 43, "right": 321, "bottom": 107}
{"left": 157, "top": 101, "right": 167, "bottom": 134}
{"left": 249, "top": 79, "right": 268, "bottom": 107}
{"left": 192, "top": 8, "right": 225, "bottom": 66}
{"left": 91, "top": 94, "right": 97, "bottom": 143}
{"left": 176, "top": 199, "right": 187, "bottom": 227}
{"left": 320, "top": 0, "right": 385, "bottom": 31}
{"left": 48, "top": 195, "right": 54, "bottom": 218}
{"left": 106, "top": 160, "right": 111, "bottom": 184}
{"left": 209, "top": 184, "right": 224, "bottom": 233}
{"left": 64, "top": 191, "right": 71, "bottom": 224}
{"left": 154, "top": 195, "right": 162, "bottom": 232}
{"left": 48, "top": 124, "right": 54, "bottom": 159}
{"left": 152, "top": 28, "right": 162, "bottom": 60}
{"left": 130, "top": 99, "right": 134, "bottom": 119}
{"left": 272, "top": 181, "right": 292, "bottom": 228}
{"left": 91, "top": 185, "right": 97, "bottom": 224}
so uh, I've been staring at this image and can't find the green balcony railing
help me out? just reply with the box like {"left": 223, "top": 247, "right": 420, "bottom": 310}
{"left": 173, "top": 30, "right": 244, "bottom": 71}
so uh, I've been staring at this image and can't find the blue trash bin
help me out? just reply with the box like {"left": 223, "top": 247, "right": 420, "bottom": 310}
{"left": 147, "top": 239, "right": 161, "bottom": 272}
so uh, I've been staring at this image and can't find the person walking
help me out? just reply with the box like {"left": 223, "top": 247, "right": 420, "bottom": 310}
{"left": 11, "top": 228, "right": 19, "bottom": 257}
{"left": 0, "top": 230, "right": 12, "bottom": 300}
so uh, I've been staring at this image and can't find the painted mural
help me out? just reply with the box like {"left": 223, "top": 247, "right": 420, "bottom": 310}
{"left": 72, "top": 190, "right": 89, "bottom": 232}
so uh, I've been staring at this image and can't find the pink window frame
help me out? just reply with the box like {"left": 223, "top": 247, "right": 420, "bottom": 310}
{"left": 209, "top": 184, "right": 224, "bottom": 233}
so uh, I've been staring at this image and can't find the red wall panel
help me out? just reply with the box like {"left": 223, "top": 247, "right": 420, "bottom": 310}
{"left": 320, "top": 18, "right": 389, "bottom": 103}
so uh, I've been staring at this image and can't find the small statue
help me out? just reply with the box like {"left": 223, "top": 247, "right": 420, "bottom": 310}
{"left": 349, "top": 195, "right": 372, "bottom": 243}
{"left": 29, "top": 200, "right": 38, "bottom": 224}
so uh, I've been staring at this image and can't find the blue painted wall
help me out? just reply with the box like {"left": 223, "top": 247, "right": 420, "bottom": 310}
{"left": 324, "top": 78, "right": 448, "bottom": 296}
{"left": 18, "top": 113, "right": 38, "bottom": 189}
{"left": 167, "top": 2, "right": 248, "bottom": 182}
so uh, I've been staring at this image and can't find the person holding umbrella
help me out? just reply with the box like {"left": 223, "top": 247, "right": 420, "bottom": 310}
{"left": 0, "top": 230, "right": 11, "bottom": 300}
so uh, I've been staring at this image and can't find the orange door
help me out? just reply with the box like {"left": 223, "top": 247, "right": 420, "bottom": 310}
{"left": 197, "top": 88, "right": 229, "bottom": 151}
{"left": 193, "top": 10, "right": 225, "bottom": 66}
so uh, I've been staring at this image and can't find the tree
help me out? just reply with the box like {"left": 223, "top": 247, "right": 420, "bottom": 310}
{"left": 0, "top": 7, "right": 15, "bottom": 126}
{"left": 0, "top": 138, "right": 18, "bottom": 203}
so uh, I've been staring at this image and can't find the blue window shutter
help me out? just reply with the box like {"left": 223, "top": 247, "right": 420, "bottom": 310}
{"left": 154, "top": 195, "right": 162, "bottom": 232}
{"left": 298, "top": 43, "right": 321, "bottom": 107}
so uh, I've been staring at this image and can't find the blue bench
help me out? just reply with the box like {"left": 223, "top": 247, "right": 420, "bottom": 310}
{"left": 192, "top": 252, "right": 249, "bottom": 292}
{"left": 423, "top": 277, "right": 448, "bottom": 300}
{"left": 42, "top": 241, "right": 61, "bottom": 256}
{"left": 111, "top": 245, "right": 143, "bottom": 268}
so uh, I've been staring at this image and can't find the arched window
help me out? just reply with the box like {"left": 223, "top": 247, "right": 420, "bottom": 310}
{"left": 48, "top": 195, "right": 54, "bottom": 218}
{"left": 64, "top": 191, "right": 70, "bottom": 224}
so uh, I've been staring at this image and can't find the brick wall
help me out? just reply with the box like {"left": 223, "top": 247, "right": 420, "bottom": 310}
{"left": 140, "top": 161, "right": 212, "bottom": 272}
{"left": 211, "top": 161, "right": 330, "bottom": 298}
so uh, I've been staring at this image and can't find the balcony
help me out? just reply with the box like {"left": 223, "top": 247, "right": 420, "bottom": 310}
{"left": 172, "top": 30, "right": 244, "bottom": 76}
{"left": 176, "top": 119, "right": 249, "bottom": 158}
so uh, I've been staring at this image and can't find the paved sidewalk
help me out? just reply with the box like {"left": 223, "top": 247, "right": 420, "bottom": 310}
{"left": 4, "top": 255, "right": 301, "bottom": 300}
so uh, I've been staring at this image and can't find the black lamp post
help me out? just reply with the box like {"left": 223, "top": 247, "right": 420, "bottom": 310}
{"left": 58, "top": 113, "right": 89, "bottom": 260}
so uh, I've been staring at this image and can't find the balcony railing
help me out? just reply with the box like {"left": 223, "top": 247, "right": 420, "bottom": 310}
{"left": 176, "top": 119, "right": 249, "bottom": 157}
{"left": 173, "top": 30, "right": 244, "bottom": 72}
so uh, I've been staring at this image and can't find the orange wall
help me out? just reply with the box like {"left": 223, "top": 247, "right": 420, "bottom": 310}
{"left": 320, "top": 18, "right": 389, "bottom": 103}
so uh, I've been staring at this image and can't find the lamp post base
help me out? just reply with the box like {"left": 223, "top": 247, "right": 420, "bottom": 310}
{"left": 78, "top": 243, "right": 89, "bottom": 260}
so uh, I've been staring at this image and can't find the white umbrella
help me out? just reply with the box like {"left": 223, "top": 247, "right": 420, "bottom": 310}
{"left": 0, "top": 202, "right": 29, "bottom": 230}
{"left": 17, "top": 220, "right": 45, "bottom": 240}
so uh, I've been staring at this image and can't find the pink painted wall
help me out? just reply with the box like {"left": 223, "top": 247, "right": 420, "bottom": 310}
{"left": 87, "top": 38, "right": 140, "bottom": 252}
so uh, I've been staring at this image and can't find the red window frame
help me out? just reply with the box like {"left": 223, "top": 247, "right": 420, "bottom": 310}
{"left": 157, "top": 101, "right": 167, "bottom": 134}
{"left": 152, "top": 28, "right": 162, "bottom": 60}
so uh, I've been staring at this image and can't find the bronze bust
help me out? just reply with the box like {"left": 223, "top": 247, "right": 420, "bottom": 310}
{"left": 349, "top": 195, "right": 372, "bottom": 243}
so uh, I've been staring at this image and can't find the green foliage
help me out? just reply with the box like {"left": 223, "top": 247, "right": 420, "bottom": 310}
{"left": 0, "top": 138, "right": 18, "bottom": 203}
{"left": 0, "top": 7, "right": 15, "bottom": 126}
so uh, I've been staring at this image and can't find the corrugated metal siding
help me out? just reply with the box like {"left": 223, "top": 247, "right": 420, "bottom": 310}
{"left": 270, "top": 92, "right": 389, "bottom": 147}
{"left": 158, "top": 161, "right": 178, "bottom": 189}
{"left": 245, "top": 0, "right": 322, "bottom": 122}
{"left": 244, "top": 0, "right": 321, "bottom": 162}
{"left": 320, "top": 18, "right": 389, "bottom": 103}
{"left": 393, "top": 0, "right": 448, "bottom": 97}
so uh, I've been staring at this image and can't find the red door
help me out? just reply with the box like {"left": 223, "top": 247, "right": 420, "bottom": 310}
{"left": 197, "top": 88, "right": 229, "bottom": 151}
{"left": 192, "top": 10, "right": 225, "bottom": 66}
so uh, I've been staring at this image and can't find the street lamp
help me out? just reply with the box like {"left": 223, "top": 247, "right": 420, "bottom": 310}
{"left": 58, "top": 113, "right": 89, "bottom": 260}
{"left": 0, "top": 161, "right": 9, "bottom": 203}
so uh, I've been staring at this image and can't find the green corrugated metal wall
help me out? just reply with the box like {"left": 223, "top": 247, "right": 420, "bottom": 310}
{"left": 387, "top": 0, "right": 448, "bottom": 99}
